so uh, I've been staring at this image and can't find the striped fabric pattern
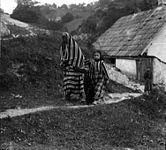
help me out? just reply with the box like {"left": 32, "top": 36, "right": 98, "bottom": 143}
{"left": 63, "top": 68, "right": 84, "bottom": 96}
{"left": 94, "top": 78, "right": 105, "bottom": 101}
{"left": 91, "top": 60, "right": 109, "bottom": 101}
{"left": 60, "top": 32, "right": 85, "bottom": 100}
{"left": 91, "top": 60, "right": 109, "bottom": 80}
{"left": 60, "top": 32, "right": 85, "bottom": 69}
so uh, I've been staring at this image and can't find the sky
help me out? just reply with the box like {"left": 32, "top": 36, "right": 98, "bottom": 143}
{"left": 1, "top": 0, "right": 98, "bottom": 14}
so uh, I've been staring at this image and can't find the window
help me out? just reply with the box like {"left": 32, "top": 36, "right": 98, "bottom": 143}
{"left": 110, "top": 58, "right": 116, "bottom": 65}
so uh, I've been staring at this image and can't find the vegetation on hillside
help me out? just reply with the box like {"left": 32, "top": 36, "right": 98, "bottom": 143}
{"left": 0, "top": 8, "right": 4, "bottom": 13}
{"left": 10, "top": 1, "right": 65, "bottom": 31}
{"left": 0, "top": 33, "right": 61, "bottom": 89}
{"left": 10, "top": 0, "right": 95, "bottom": 32}
{"left": 78, "top": 0, "right": 158, "bottom": 36}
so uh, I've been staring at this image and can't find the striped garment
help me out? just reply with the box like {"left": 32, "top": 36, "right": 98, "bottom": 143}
{"left": 60, "top": 32, "right": 85, "bottom": 100}
{"left": 90, "top": 60, "right": 109, "bottom": 101}
{"left": 60, "top": 33, "right": 84, "bottom": 69}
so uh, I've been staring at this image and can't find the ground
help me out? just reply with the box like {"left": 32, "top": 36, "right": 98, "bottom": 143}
{"left": 0, "top": 89, "right": 166, "bottom": 150}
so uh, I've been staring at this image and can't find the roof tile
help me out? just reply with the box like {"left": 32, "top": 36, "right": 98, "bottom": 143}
{"left": 93, "top": 6, "right": 166, "bottom": 56}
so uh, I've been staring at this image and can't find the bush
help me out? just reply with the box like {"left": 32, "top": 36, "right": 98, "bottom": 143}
{"left": 61, "top": 12, "right": 74, "bottom": 23}
{"left": 11, "top": 5, "right": 65, "bottom": 31}
{"left": 1, "top": 35, "right": 62, "bottom": 91}
{"left": 11, "top": 5, "right": 41, "bottom": 24}
{"left": 128, "top": 89, "right": 166, "bottom": 119}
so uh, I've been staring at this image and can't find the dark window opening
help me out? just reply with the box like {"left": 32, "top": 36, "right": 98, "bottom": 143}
{"left": 110, "top": 58, "right": 116, "bottom": 65}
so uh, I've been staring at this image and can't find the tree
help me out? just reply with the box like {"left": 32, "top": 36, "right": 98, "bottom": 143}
{"left": 0, "top": 8, "right": 4, "bottom": 13}
{"left": 61, "top": 12, "right": 74, "bottom": 23}
{"left": 52, "top": 3, "right": 57, "bottom": 9}
{"left": 11, "top": 5, "right": 41, "bottom": 23}
{"left": 61, "top": 4, "right": 68, "bottom": 9}
{"left": 78, "top": 3, "right": 86, "bottom": 9}
{"left": 81, "top": 17, "right": 97, "bottom": 34}
{"left": 99, "top": 0, "right": 111, "bottom": 6}
{"left": 69, "top": 4, "right": 78, "bottom": 10}
{"left": 15, "top": 0, "right": 39, "bottom": 6}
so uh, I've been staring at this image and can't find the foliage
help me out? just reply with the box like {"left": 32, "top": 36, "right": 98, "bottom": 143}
{"left": 61, "top": 12, "right": 74, "bottom": 23}
{"left": 128, "top": 89, "right": 166, "bottom": 119}
{"left": 0, "top": 8, "right": 4, "bottom": 13}
{"left": 41, "top": 19, "right": 65, "bottom": 31}
{"left": 11, "top": 1, "right": 66, "bottom": 31}
{"left": 79, "top": 0, "right": 158, "bottom": 36}
{"left": 16, "top": 0, "right": 39, "bottom": 6}
{"left": 81, "top": 17, "right": 97, "bottom": 34}
{"left": 1, "top": 34, "right": 62, "bottom": 92}
{"left": 60, "top": 4, "right": 68, "bottom": 9}
{"left": 11, "top": 5, "right": 42, "bottom": 24}
{"left": 99, "top": 0, "right": 111, "bottom": 6}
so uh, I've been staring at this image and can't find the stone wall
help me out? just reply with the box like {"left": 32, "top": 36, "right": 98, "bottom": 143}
{"left": 116, "top": 58, "right": 137, "bottom": 79}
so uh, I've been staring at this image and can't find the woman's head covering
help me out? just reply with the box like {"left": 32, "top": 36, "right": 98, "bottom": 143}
{"left": 62, "top": 32, "right": 70, "bottom": 40}
{"left": 94, "top": 50, "right": 103, "bottom": 61}
{"left": 60, "top": 32, "right": 85, "bottom": 68}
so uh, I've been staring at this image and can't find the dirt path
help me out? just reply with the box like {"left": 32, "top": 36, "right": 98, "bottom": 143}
{"left": 0, "top": 93, "right": 141, "bottom": 119}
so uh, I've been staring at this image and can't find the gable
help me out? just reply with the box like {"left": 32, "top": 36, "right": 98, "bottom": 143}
{"left": 93, "top": 6, "right": 166, "bottom": 57}
{"left": 147, "top": 24, "right": 166, "bottom": 62}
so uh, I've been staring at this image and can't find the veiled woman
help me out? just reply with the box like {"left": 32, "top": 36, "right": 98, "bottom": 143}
{"left": 60, "top": 32, "right": 85, "bottom": 102}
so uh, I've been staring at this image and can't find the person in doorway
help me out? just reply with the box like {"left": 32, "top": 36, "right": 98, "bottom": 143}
{"left": 144, "top": 67, "right": 153, "bottom": 94}
{"left": 90, "top": 51, "right": 109, "bottom": 104}
{"left": 60, "top": 32, "right": 85, "bottom": 102}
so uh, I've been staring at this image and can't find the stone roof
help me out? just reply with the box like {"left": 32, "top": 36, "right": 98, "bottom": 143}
{"left": 93, "top": 6, "right": 166, "bottom": 57}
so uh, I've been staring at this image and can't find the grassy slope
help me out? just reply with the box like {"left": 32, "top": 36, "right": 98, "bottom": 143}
{"left": 65, "top": 18, "right": 84, "bottom": 32}
{"left": 0, "top": 33, "right": 63, "bottom": 111}
{"left": 65, "top": 11, "right": 94, "bottom": 32}
{"left": 0, "top": 97, "right": 165, "bottom": 149}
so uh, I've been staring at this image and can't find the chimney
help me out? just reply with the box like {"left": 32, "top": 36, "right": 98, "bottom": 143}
{"left": 158, "top": 0, "right": 166, "bottom": 6}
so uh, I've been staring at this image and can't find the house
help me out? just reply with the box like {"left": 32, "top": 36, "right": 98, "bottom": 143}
{"left": 93, "top": 5, "right": 166, "bottom": 89}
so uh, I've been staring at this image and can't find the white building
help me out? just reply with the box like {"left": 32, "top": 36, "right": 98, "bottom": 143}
{"left": 93, "top": 6, "right": 166, "bottom": 89}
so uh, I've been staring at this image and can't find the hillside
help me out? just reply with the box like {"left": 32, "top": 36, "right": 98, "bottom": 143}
{"left": 1, "top": 13, "right": 33, "bottom": 38}
{"left": 0, "top": 13, "right": 53, "bottom": 39}
{"left": 0, "top": 14, "right": 62, "bottom": 105}
{"left": 65, "top": 10, "right": 94, "bottom": 32}
{"left": 42, "top": 8, "right": 94, "bottom": 32}
{"left": 77, "top": 0, "right": 158, "bottom": 36}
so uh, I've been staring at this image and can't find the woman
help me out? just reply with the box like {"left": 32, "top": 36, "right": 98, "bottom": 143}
{"left": 60, "top": 32, "right": 85, "bottom": 102}
{"left": 90, "top": 51, "right": 109, "bottom": 104}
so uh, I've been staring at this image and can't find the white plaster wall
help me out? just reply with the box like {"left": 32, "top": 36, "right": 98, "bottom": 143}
{"left": 153, "top": 58, "right": 166, "bottom": 87}
{"left": 147, "top": 24, "right": 166, "bottom": 62}
{"left": 116, "top": 59, "right": 137, "bottom": 79}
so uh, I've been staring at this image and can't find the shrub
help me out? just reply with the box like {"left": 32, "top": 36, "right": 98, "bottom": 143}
{"left": 129, "top": 88, "right": 166, "bottom": 119}
{"left": 61, "top": 12, "right": 74, "bottom": 23}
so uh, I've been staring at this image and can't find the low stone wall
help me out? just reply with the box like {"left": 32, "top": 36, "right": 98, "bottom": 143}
{"left": 105, "top": 64, "right": 129, "bottom": 85}
{"left": 105, "top": 63, "right": 144, "bottom": 92}
{"left": 116, "top": 59, "right": 137, "bottom": 80}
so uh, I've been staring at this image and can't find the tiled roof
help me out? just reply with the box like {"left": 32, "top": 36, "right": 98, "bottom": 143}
{"left": 93, "top": 6, "right": 166, "bottom": 57}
